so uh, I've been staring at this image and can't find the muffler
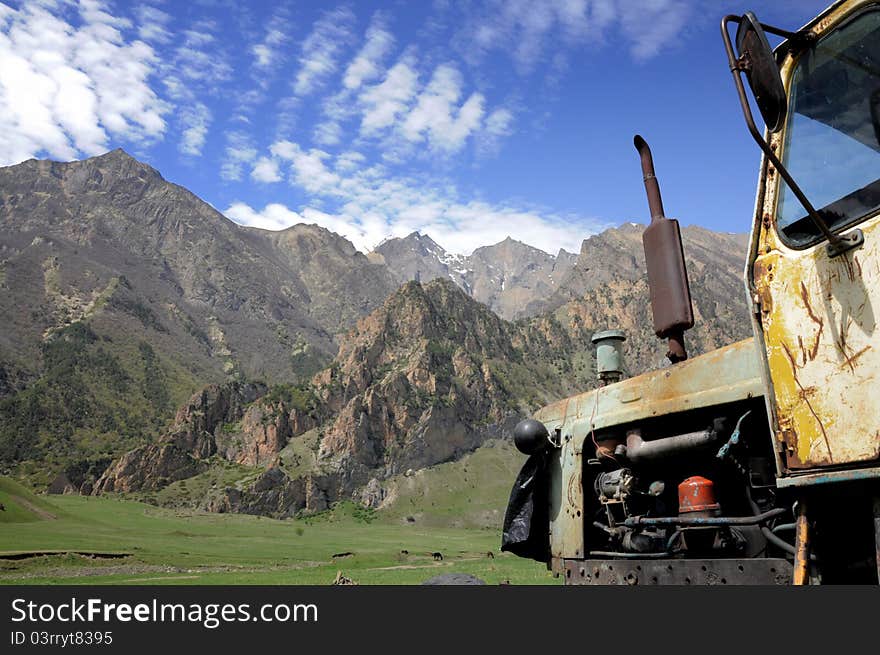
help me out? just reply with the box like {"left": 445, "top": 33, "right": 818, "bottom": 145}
{"left": 634, "top": 135, "right": 694, "bottom": 363}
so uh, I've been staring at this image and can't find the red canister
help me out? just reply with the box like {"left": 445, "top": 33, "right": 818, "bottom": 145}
{"left": 678, "top": 476, "right": 721, "bottom": 514}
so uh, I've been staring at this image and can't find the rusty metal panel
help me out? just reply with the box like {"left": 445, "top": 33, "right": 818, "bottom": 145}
{"left": 548, "top": 437, "right": 584, "bottom": 560}
{"left": 562, "top": 558, "right": 793, "bottom": 585}
{"left": 534, "top": 338, "right": 763, "bottom": 453}
{"left": 753, "top": 218, "right": 880, "bottom": 469}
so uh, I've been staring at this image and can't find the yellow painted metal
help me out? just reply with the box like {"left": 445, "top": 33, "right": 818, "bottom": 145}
{"left": 792, "top": 501, "right": 811, "bottom": 585}
{"left": 750, "top": 0, "right": 880, "bottom": 471}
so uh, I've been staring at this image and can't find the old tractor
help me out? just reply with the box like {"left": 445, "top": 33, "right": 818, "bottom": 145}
{"left": 502, "top": 0, "right": 880, "bottom": 584}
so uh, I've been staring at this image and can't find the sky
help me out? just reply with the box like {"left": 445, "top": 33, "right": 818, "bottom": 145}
{"left": 0, "top": 0, "right": 834, "bottom": 255}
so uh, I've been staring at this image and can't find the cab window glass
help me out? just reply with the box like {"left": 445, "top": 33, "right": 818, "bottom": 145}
{"left": 777, "top": 8, "right": 880, "bottom": 245}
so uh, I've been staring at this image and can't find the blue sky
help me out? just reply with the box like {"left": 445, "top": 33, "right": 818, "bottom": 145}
{"left": 0, "top": 0, "right": 833, "bottom": 254}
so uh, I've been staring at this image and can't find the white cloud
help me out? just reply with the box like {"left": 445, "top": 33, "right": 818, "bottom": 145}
{"left": 401, "top": 64, "right": 485, "bottom": 152}
{"left": 354, "top": 58, "right": 509, "bottom": 156}
{"left": 455, "top": 0, "right": 688, "bottom": 70}
{"left": 477, "top": 106, "right": 515, "bottom": 155}
{"left": 253, "top": 29, "right": 285, "bottom": 68}
{"left": 226, "top": 201, "right": 301, "bottom": 230}
{"left": 156, "top": 18, "right": 237, "bottom": 156}
{"left": 220, "top": 132, "right": 257, "bottom": 181}
{"left": 270, "top": 140, "right": 340, "bottom": 194}
{"left": 293, "top": 7, "right": 355, "bottom": 96}
{"left": 136, "top": 5, "right": 171, "bottom": 45}
{"left": 224, "top": 141, "right": 601, "bottom": 254}
{"left": 174, "top": 23, "right": 231, "bottom": 85}
{"left": 0, "top": 1, "right": 168, "bottom": 166}
{"left": 343, "top": 14, "right": 394, "bottom": 90}
{"left": 251, "top": 9, "right": 290, "bottom": 76}
{"left": 485, "top": 108, "right": 514, "bottom": 136}
{"left": 335, "top": 151, "right": 365, "bottom": 172}
{"left": 226, "top": 202, "right": 373, "bottom": 245}
{"left": 358, "top": 57, "right": 419, "bottom": 134}
{"left": 309, "top": 13, "right": 395, "bottom": 147}
{"left": 179, "top": 102, "right": 211, "bottom": 156}
{"left": 251, "top": 156, "right": 281, "bottom": 183}
{"left": 313, "top": 120, "right": 343, "bottom": 147}
{"left": 617, "top": 1, "right": 691, "bottom": 61}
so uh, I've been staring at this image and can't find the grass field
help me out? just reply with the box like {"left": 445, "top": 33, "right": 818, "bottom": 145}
{"left": 0, "top": 444, "right": 557, "bottom": 585}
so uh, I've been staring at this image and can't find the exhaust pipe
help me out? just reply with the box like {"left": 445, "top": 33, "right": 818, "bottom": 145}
{"left": 635, "top": 135, "right": 666, "bottom": 221}
{"left": 634, "top": 135, "right": 694, "bottom": 363}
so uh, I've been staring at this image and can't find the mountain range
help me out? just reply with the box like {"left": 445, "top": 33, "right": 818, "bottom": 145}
{"left": 0, "top": 150, "right": 752, "bottom": 516}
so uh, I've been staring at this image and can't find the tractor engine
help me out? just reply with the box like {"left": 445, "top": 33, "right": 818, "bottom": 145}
{"left": 503, "top": 345, "right": 800, "bottom": 584}
{"left": 582, "top": 406, "right": 783, "bottom": 568}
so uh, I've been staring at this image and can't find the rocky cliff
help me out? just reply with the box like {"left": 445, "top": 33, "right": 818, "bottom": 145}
{"left": 0, "top": 150, "right": 397, "bottom": 476}
{"left": 97, "top": 279, "right": 582, "bottom": 516}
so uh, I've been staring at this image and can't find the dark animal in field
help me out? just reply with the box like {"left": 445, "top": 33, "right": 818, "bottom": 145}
{"left": 487, "top": 551, "right": 495, "bottom": 559}
{"left": 400, "top": 549, "right": 409, "bottom": 555}
{"left": 332, "top": 552, "right": 354, "bottom": 559}
{"left": 0, "top": 503, "right": 5, "bottom": 511}
{"left": 432, "top": 552, "right": 443, "bottom": 561}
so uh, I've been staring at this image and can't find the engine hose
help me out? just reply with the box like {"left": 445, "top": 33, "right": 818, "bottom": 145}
{"left": 593, "top": 521, "right": 613, "bottom": 534}
{"left": 624, "top": 507, "right": 786, "bottom": 527}
{"left": 744, "top": 484, "right": 818, "bottom": 561}
{"left": 761, "top": 527, "right": 802, "bottom": 558}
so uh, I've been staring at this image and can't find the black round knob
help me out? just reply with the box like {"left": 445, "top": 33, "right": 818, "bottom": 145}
{"left": 513, "top": 419, "right": 550, "bottom": 455}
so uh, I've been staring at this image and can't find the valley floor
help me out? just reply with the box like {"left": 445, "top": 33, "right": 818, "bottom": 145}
{"left": 0, "top": 482, "right": 555, "bottom": 586}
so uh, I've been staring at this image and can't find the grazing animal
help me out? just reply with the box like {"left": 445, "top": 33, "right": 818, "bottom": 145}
{"left": 431, "top": 551, "right": 443, "bottom": 561}
{"left": 486, "top": 551, "right": 495, "bottom": 559}
{"left": 0, "top": 503, "right": 5, "bottom": 511}
{"left": 332, "top": 571, "right": 357, "bottom": 585}
{"left": 400, "top": 549, "right": 409, "bottom": 555}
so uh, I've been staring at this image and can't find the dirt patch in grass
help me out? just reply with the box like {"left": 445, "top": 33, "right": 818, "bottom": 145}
{"left": 6, "top": 493, "right": 57, "bottom": 520}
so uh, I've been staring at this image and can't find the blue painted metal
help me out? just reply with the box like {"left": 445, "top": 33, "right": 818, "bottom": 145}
{"left": 775, "top": 466, "right": 880, "bottom": 488}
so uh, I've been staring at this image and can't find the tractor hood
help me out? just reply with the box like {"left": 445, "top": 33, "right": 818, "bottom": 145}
{"left": 534, "top": 338, "right": 764, "bottom": 443}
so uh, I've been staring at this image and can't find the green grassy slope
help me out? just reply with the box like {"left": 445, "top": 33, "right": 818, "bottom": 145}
{"left": 380, "top": 439, "right": 523, "bottom": 529}
{"left": 0, "top": 452, "right": 556, "bottom": 584}
{"left": 0, "top": 476, "right": 63, "bottom": 523}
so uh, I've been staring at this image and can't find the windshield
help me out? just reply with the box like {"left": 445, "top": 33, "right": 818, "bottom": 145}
{"left": 777, "top": 7, "right": 880, "bottom": 246}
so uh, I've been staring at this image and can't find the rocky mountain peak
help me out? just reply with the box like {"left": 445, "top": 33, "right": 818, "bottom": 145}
{"left": 374, "top": 232, "right": 575, "bottom": 320}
